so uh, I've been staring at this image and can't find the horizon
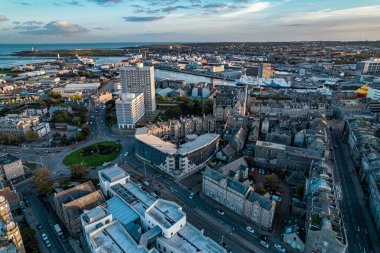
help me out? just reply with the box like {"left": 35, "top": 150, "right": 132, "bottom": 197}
{"left": 1, "top": 0, "right": 379, "bottom": 43}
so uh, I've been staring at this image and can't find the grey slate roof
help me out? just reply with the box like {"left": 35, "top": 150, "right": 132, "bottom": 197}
{"left": 247, "top": 192, "right": 273, "bottom": 210}
{"left": 227, "top": 178, "right": 249, "bottom": 195}
{"left": 204, "top": 167, "right": 225, "bottom": 182}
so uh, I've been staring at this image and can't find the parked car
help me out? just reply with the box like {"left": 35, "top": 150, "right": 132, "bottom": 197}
{"left": 260, "top": 240, "right": 269, "bottom": 248}
{"left": 217, "top": 210, "right": 225, "bottom": 215}
{"left": 274, "top": 243, "right": 286, "bottom": 252}
{"left": 246, "top": 226, "right": 254, "bottom": 234}
{"left": 45, "top": 240, "right": 52, "bottom": 248}
{"left": 189, "top": 192, "right": 194, "bottom": 199}
{"left": 36, "top": 224, "right": 43, "bottom": 230}
{"left": 41, "top": 233, "right": 48, "bottom": 241}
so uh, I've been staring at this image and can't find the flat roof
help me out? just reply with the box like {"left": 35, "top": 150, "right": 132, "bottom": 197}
{"left": 0, "top": 154, "right": 19, "bottom": 165}
{"left": 178, "top": 133, "right": 219, "bottom": 155}
{"left": 99, "top": 166, "right": 129, "bottom": 183}
{"left": 255, "top": 140, "right": 286, "bottom": 150}
{"left": 135, "top": 128, "right": 177, "bottom": 155}
{"left": 147, "top": 199, "right": 185, "bottom": 229}
{"left": 90, "top": 220, "right": 149, "bottom": 253}
{"left": 107, "top": 196, "right": 139, "bottom": 226}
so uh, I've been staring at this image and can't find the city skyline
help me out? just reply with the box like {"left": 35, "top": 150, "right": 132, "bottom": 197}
{"left": 0, "top": 0, "right": 379, "bottom": 43}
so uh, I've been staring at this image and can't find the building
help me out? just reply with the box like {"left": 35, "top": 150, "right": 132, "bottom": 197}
{"left": 98, "top": 166, "right": 130, "bottom": 198}
{"left": 120, "top": 63, "right": 156, "bottom": 114}
{"left": 0, "top": 114, "right": 40, "bottom": 137}
{"left": 0, "top": 196, "right": 25, "bottom": 253}
{"left": 54, "top": 181, "right": 106, "bottom": 237}
{"left": 0, "top": 155, "right": 24, "bottom": 181}
{"left": 283, "top": 225, "right": 305, "bottom": 252}
{"left": 31, "top": 122, "right": 51, "bottom": 138}
{"left": 213, "top": 85, "right": 248, "bottom": 121}
{"left": 368, "top": 84, "right": 380, "bottom": 100}
{"left": 203, "top": 165, "right": 276, "bottom": 230}
{"left": 258, "top": 63, "right": 274, "bottom": 78}
{"left": 116, "top": 92, "right": 145, "bottom": 129}
{"left": 87, "top": 169, "right": 227, "bottom": 253}
{"left": 357, "top": 58, "right": 380, "bottom": 75}
{"left": 304, "top": 162, "right": 347, "bottom": 253}
{"left": 135, "top": 127, "right": 219, "bottom": 178}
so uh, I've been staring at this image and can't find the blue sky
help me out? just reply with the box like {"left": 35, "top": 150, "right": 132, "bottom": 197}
{"left": 0, "top": 0, "right": 379, "bottom": 43}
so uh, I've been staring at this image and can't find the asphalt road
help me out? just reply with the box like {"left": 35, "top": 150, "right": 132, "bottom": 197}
{"left": 331, "top": 130, "right": 375, "bottom": 253}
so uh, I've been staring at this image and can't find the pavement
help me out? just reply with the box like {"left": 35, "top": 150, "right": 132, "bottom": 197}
{"left": 331, "top": 129, "right": 380, "bottom": 253}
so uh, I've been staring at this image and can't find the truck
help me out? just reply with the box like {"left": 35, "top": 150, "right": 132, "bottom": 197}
{"left": 54, "top": 224, "right": 63, "bottom": 236}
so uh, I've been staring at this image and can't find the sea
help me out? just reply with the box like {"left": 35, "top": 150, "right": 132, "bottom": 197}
{"left": 0, "top": 42, "right": 161, "bottom": 68}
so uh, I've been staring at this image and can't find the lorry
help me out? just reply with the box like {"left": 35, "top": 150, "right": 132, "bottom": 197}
{"left": 54, "top": 224, "right": 63, "bottom": 236}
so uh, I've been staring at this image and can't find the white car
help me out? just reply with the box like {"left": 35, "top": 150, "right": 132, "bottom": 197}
{"left": 246, "top": 226, "right": 254, "bottom": 234}
{"left": 124, "top": 152, "right": 129, "bottom": 157}
{"left": 45, "top": 240, "right": 52, "bottom": 248}
{"left": 189, "top": 192, "right": 194, "bottom": 199}
{"left": 260, "top": 240, "right": 269, "bottom": 248}
{"left": 41, "top": 233, "right": 48, "bottom": 241}
{"left": 217, "top": 210, "right": 225, "bottom": 215}
{"left": 274, "top": 243, "right": 286, "bottom": 252}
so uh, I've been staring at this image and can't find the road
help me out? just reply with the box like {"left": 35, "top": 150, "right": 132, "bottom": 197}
{"left": 331, "top": 129, "right": 379, "bottom": 253}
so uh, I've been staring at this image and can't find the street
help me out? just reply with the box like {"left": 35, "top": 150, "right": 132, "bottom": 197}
{"left": 331, "top": 129, "right": 380, "bottom": 253}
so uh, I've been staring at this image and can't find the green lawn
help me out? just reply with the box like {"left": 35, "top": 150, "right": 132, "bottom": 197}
{"left": 63, "top": 141, "right": 122, "bottom": 167}
{"left": 0, "top": 69, "right": 23, "bottom": 77}
{"left": 23, "top": 162, "right": 37, "bottom": 170}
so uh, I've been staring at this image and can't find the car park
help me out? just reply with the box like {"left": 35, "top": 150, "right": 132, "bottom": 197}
{"left": 274, "top": 243, "right": 286, "bottom": 252}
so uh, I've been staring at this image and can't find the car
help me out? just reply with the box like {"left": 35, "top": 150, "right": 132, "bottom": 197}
{"left": 25, "top": 200, "right": 31, "bottom": 207}
{"left": 274, "top": 243, "right": 286, "bottom": 252}
{"left": 246, "top": 226, "right": 254, "bottom": 234}
{"left": 217, "top": 210, "right": 225, "bottom": 215}
{"left": 41, "top": 233, "right": 48, "bottom": 241}
{"left": 137, "top": 182, "right": 142, "bottom": 187}
{"left": 150, "top": 192, "right": 157, "bottom": 198}
{"left": 45, "top": 240, "right": 52, "bottom": 248}
{"left": 124, "top": 152, "right": 129, "bottom": 157}
{"left": 260, "top": 240, "right": 269, "bottom": 248}
{"left": 36, "top": 224, "right": 43, "bottom": 230}
{"left": 189, "top": 192, "right": 194, "bottom": 199}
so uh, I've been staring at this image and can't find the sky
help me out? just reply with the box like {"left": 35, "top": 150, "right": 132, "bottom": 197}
{"left": 0, "top": 0, "right": 380, "bottom": 43}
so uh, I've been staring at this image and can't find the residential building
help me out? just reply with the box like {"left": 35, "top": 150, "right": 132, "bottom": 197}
{"left": 202, "top": 158, "right": 276, "bottom": 230}
{"left": 0, "top": 196, "right": 25, "bottom": 253}
{"left": 54, "top": 181, "right": 106, "bottom": 237}
{"left": 116, "top": 92, "right": 145, "bottom": 129}
{"left": 258, "top": 62, "right": 274, "bottom": 78}
{"left": 0, "top": 114, "right": 40, "bottom": 137}
{"left": 368, "top": 84, "right": 380, "bottom": 100}
{"left": 135, "top": 127, "right": 219, "bottom": 178}
{"left": 0, "top": 154, "right": 24, "bottom": 181}
{"left": 120, "top": 63, "right": 156, "bottom": 114}
{"left": 304, "top": 162, "right": 347, "bottom": 253}
{"left": 31, "top": 122, "right": 51, "bottom": 138}
{"left": 283, "top": 225, "right": 305, "bottom": 252}
{"left": 214, "top": 85, "right": 248, "bottom": 121}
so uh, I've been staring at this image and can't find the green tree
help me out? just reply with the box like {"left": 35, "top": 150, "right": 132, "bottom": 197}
{"left": 34, "top": 168, "right": 52, "bottom": 195}
{"left": 20, "top": 227, "right": 39, "bottom": 253}
{"left": 255, "top": 183, "right": 266, "bottom": 195}
{"left": 70, "top": 164, "right": 89, "bottom": 179}
{"left": 278, "top": 168, "right": 287, "bottom": 179}
{"left": 295, "top": 184, "right": 305, "bottom": 198}
{"left": 264, "top": 173, "right": 277, "bottom": 190}
{"left": 202, "top": 98, "right": 214, "bottom": 115}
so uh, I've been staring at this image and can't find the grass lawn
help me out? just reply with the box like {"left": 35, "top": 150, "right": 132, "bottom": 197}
{"left": 23, "top": 162, "right": 37, "bottom": 170}
{"left": 63, "top": 141, "right": 122, "bottom": 167}
{"left": 0, "top": 69, "right": 23, "bottom": 77}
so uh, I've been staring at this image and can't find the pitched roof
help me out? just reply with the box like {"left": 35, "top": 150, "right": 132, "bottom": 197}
{"left": 247, "top": 192, "right": 273, "bottom": 210}
{"left": 204, "top": 167, "right": 224, "bottom": 182}
{"left": 227, "top": 178, "right": 249, "bottom": 195}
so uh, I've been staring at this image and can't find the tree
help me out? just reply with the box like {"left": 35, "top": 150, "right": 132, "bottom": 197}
{"left": 202, "top": 98, "right": 214, "bottom": 115}
{"left": 264, "top": 173, "right": 277, "bottom": 190}
{"left": 70, "top": 164, "right": 89, "bottom": 179}
{"left": 34, "top": 168, "right": 52, "bottom": 195}
{"left": 295, "top": 184, "right": 305, "bottom": 198}
{"left": 255, "top": 183, "right": 266, "bottom": 195}
{"left": 25, "top": 131, "right": 38, "bottom": 141}
{"left": 278, "top": 168, "right": 287, "bottom": 179}
{"left": 20, "top": 227, "right": 39, "bottom": 253}
{"left": 69, "top": 94, "right": 81, "bottom": 101}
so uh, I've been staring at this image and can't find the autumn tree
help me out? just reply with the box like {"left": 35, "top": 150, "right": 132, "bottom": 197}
{"left": 25, "top": 131, "right": 38, "bottom": 141}
{"left": 34, "top": 168, "right": 52, "bottom": 195}
{"left": 70, "top": 164, "right": 89, "bottom": 179}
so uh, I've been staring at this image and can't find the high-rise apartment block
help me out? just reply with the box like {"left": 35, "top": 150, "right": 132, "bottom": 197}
{"left": 120, "top": 63, "right": 156, "bottom": 114}
{"left": 116, "top": 93, "right": 145, "bottom": 129}
{"left": 357, "top": 58, "right": 380, "bottom": 75}
{"left": 258, "top": 62, "right": 274, "bottom": 78}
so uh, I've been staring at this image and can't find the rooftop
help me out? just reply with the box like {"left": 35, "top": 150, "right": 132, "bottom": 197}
{"left": 0, "top": 154, "right": 19, "bottom": 166}
{"left": 135, "top": 128, "right": 177, "bottom": 155}
{"left": 147, "top": 199, "right": 185, "bottom": 229}
{"left": 178, "top": 133, "right": 219, "bottom": 155}
{"left": 256, "top": 140, "right": 286, "bottom": 150}
{"left": 107, "top": 196, "right": 139, "bottom": 226}
{"left": 99, "top": 166, "right": 129, "bottom": 183}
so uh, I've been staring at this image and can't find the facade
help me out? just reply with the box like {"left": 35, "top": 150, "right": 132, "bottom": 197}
{"left": 258, "top": 62, "right": 274, "bottom": 78}
{"left": 0, "top": 114, "right": 40, "bottom": 137}
{"left": 213, "top": 85, "right": 247, "bottom": 121}
{"left": 304, "top": 163, "right": 347, "bottom": 253}
{"left": 120, "top": 63, "right": 156, "bottom": 114}
{"left": 88, "top": 171, "right": 226, "bottom": 253}
{"left": 357, "top": 58, "right": 380, "bottom": 75}
{"left": 54, "top": 181, "right": 106, "bottom": 237}
{"left": 98, "top": 166, "right": 130, "bottom": 198}
{"left": 0, "top": 154, "right": 24, "bottom": 181}
{"left": 31, "top": 122, "right": 51, "bottom": 138}
{"left": 135, "top": 127, "right": 219, "bottom": 178}
{"left": 0, "top": 196, "right": 25, "bottom": 253}
{"left": 202, "top": 161, "right": 276, "bottom": 230}
{"left": 116, "top": 92, "right": 145, "bottom": 129}
{"left": 368, "top": 85, "right": 380, "bottom": 100}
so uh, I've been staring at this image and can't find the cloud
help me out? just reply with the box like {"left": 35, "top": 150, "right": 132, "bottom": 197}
{"left": 92, "top": 27, "right": 110, "bottom": 31}
{"left": 0, "top": 15, "right": 9, "bottom": 22}
{"left": 162, "top": 5, "right": 187, "bottom": 13}
{"left": 87, "top": 0, "right": 122, "bottom": 4}
{"left": 19, "top": 20, "right": 89, "bottom": 35}
{"left": 24, "top": 20, "right": 44, "bottom": 25}
{"left": 122, "top": 16, "right": 165, "bottom": 22}
{"left": 19, "top": 2, "right": 30, "bottom": 5}
{"left": 223, "top": 2, "right": 272, "bottom": 17}
{"left": 66, "top": 1, "right": 84, "bottom": 7}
